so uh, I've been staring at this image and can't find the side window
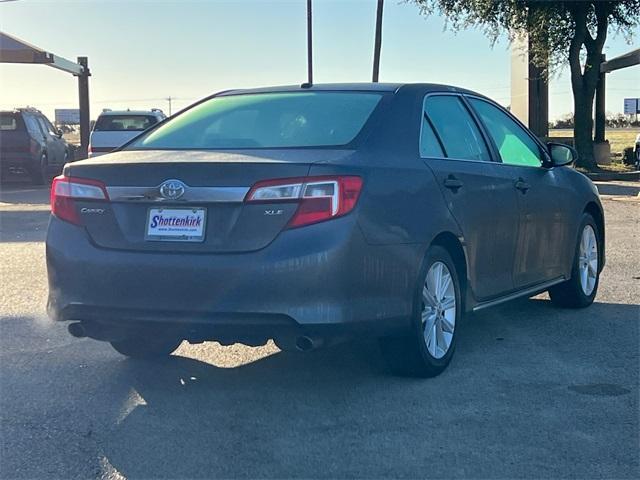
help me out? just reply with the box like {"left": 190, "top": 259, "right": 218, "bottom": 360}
{"left": 424, "top": 95, "right": 491, "bottom": 162}
{"left": 36, "top": 116, "right": 53, "bottom": 136}
{"left": 469, "top": 98, "right": 542, "bottom": 167}
{"left": 43, "top": 116, "right": 58, "bottom": 135}
{"left": 23, "top": 115, "right": 45, "bottom": 138}
{"left": 419, "top": 113, "right": 444, "bottom": 158}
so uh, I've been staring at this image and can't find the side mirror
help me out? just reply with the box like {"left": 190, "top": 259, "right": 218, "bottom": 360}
{"left": 548, "top": 142, "right": 577, "bottom": 167}
{"left": 56, "top": 129, "right": 63, "bottom": 138}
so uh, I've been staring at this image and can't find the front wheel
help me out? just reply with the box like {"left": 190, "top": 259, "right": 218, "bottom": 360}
{"left": 380, "top": 246, "right": 461, "bottom": 377}
{"left": 549, "top": 213, "right": 601, "bottom": 308}
{"left": 110, "top": 336, "right": 182, "bottom": 359}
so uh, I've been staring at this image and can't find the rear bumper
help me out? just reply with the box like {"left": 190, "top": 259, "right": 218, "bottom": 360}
{"left": 47, "top": 215, "right": 422, "bottom": 341}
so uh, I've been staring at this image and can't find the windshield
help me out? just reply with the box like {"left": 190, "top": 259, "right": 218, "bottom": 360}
{"left": 128, "top": 92, "right": 383, "bottom": 150}
{"left": 94, "top": 115, "right": 158, "bottom": 132}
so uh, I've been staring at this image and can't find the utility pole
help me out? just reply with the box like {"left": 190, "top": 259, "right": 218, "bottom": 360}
{"left": 166, "top": 96, "right": 172, "bottom": 116}
{"left": 306, "top": 0, "right": 313, "bottom": 84}
{"left": 77, "top": 57, "right": 90, "bottom": 159}
{"left": 372, "top": 0, "right": 384, "bottom": 82}
{"left": 594, "top": 54, "right": 606, "bottom": 143}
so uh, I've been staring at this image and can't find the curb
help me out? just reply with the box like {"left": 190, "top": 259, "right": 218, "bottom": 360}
{"left": 585, "top": 171, "right": 640, "bottom": 182}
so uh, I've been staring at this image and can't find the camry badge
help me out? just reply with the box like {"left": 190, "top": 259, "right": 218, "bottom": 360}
{"left": 159, "top": 179, "right": 186, "bottom": 200}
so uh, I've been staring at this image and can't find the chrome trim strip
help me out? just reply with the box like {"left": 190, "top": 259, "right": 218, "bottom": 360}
{"left": 472, "top": 277, "right": 566, "bottom": 312}
{"left": 106, "top": 185, "right": 250, "bottom": 203}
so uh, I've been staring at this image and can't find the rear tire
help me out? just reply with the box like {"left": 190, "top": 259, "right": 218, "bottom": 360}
{"left": 110, "top": 336, "right": 182, "bottom": 359}
{"left": 379, "top": 246, "right": 462, "bottom": 377}
{"left": 549, "top": 213, "right": 601, "bottom": 308}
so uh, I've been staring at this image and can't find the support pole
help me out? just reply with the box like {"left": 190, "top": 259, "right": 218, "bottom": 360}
{"left": 306, "top": 0, "right": 313, "bottom": 85}
{"left": 595, "top": 54, "right": 606, "bottom": 143}
{"left": 372, "top": 0, "right": 384, "bottom": 82}
{"left": 77, "top": 56, "right": 90, "bottom": 160}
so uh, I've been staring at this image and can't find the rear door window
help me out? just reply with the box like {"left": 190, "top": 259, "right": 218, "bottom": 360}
{"left": 424, "top": 95, "right": 491, "bottom": 162}
{"left": 94, "top": 115, "right": 158, "bottom": 132}
{"left": 468, "top": 98, "right": 542, "bottom": 167}
{"left": 420, "top": 113, "right": 445, "bottom": 158}
{"left": 23, "top": 115, "right": 44, "bottom": 138}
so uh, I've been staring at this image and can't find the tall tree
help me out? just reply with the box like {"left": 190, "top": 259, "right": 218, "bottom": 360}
{"left": 412, "top": 0, "right": 639, "bottom": 170}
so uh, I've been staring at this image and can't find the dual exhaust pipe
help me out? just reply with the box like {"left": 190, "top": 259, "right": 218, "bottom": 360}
{"left": 294, "top": 335, "right": 322, "bottom": 352}
{"left": 68, "top": 322, "right": 86, "bottom": 338}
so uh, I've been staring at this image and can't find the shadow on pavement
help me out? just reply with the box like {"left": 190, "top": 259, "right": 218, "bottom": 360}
{"left": 1, "top": 300, "right": 637, "bottom": 478}
{"left": 0, "top": 184, "right": 51, "bottom": 206}
{"left": 0, "top": 210, "right": 50, "bottom": 242}
{"left": 94, "top": 298, "right": 638, "bottom": 479}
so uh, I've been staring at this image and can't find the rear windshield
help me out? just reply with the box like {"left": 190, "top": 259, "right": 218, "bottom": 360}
{"left": 94, "top": 115, "right": 158, "bottom": 132}
{"left": 128, "top": 92, "right": 383, "bottom": 150}
{"left": 0, "top": 113, "right": 22, "bottom": 131}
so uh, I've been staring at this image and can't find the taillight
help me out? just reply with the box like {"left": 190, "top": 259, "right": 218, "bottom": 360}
{"left": 246, "top": 176, "right": 363, "bottom": 228}
{"left": 51, "top": 175, "right": 109, "bottom": 225}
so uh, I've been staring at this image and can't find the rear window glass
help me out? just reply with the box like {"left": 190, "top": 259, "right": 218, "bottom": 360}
{"left": 129, "top": 92, "right": 383, "bottom": 150}
{"left": 94, "top": 115, "right": 158, "bottom": 132}
{"left": 0, "top": 113, "right": 21, "bottom": 131}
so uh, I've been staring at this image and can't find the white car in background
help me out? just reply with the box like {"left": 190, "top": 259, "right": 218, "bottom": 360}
{"left": 88, "top": 109, "right": 166, "bottom": 158}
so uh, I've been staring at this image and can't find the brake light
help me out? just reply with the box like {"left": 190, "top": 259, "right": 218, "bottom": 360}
{"left": 51, "top": 175, "right": 109, "bottom": 225}
{"left": 246, "top": 176, "right": 363, "bottom": 228}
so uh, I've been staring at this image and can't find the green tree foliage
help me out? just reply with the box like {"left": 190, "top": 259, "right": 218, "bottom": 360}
{"left": 412, "top": 0, "right": 639, "bottom": 170}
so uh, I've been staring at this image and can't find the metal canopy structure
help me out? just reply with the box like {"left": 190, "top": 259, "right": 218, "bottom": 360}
{"left": 0, "top": 31, "right": 91, "bottom": 158}
{"left": 600, "top": 48, "right": 640, "bottom": 74}
{"left": 595, "top": 48, "right": 640, "bottom": 144}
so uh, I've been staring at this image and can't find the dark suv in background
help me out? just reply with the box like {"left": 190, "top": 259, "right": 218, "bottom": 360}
{"left": 0, "top": 108, "right": 70, "bottom": 184}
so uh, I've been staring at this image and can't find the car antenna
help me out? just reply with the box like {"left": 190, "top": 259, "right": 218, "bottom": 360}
{"left": 301, "top": 82, "right": 313, "bottom": 89}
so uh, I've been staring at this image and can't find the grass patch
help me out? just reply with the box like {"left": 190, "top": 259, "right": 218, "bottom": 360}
{"left": 549, "top": 128, "right": 639, "bottom": 157}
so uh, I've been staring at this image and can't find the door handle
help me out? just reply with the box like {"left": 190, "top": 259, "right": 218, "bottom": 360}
{"left": 443, "top": 176, "right": 464, "bottom": 191}
{"left": 514, "top": 178, "right": 530, "bottom": 193}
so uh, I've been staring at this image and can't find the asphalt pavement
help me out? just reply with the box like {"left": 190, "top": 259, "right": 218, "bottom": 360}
{"left": 0, "top": 179, "right": 638, "bottom": 479}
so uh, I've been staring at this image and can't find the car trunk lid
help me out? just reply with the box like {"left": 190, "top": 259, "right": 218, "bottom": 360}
{"left": 64, "top": 149, "right": 355, "bottom": 253}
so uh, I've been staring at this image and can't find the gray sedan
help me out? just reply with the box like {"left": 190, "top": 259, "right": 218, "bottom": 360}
{"left": 46, "top": 83, "right": 604, "bottom": 377}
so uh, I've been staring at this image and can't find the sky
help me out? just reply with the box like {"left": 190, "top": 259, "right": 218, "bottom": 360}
{"left": 0, "top": 0, "right": 638, "bottom": 122}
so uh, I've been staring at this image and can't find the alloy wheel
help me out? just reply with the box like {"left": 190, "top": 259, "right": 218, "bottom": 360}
{"left": 422, "top": 261, "right": 456, "bottom": 359}
{"left": 578, "top": 225, "right": 598, "bottom": 296}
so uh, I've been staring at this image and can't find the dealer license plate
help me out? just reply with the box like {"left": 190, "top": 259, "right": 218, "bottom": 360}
{"left": 146, "top": 207, "right": 206, "bottom": 242}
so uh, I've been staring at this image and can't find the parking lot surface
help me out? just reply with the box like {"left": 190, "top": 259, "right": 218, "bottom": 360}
{"left": 0, "top": 180, "right": 638, "bottom": 479}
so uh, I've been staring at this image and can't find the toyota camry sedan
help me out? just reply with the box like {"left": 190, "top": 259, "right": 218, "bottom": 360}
{"left": 46, "top": 83, "right": 604, "bottom": 377}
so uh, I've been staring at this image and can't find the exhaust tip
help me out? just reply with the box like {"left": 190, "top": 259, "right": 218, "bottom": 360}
{"left": 68, "top": 322, "right": 86, "bottom": 338}
{"left": 295, "top": 335, "right": 315, "bottom": 352}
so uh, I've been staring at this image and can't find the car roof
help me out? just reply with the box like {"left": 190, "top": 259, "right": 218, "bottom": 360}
{"left": 0, "top": 108, "right": 45, "bottom": 115}
{"left": 98, "top": 110, "right": 163, "bottom": 116}
{"left": 217, "top": 82, "right": 482, "bottom": 96}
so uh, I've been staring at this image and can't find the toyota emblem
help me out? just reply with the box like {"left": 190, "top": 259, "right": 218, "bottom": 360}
{"left": 159, "top": 179, "right": 186, "bottom": 200}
